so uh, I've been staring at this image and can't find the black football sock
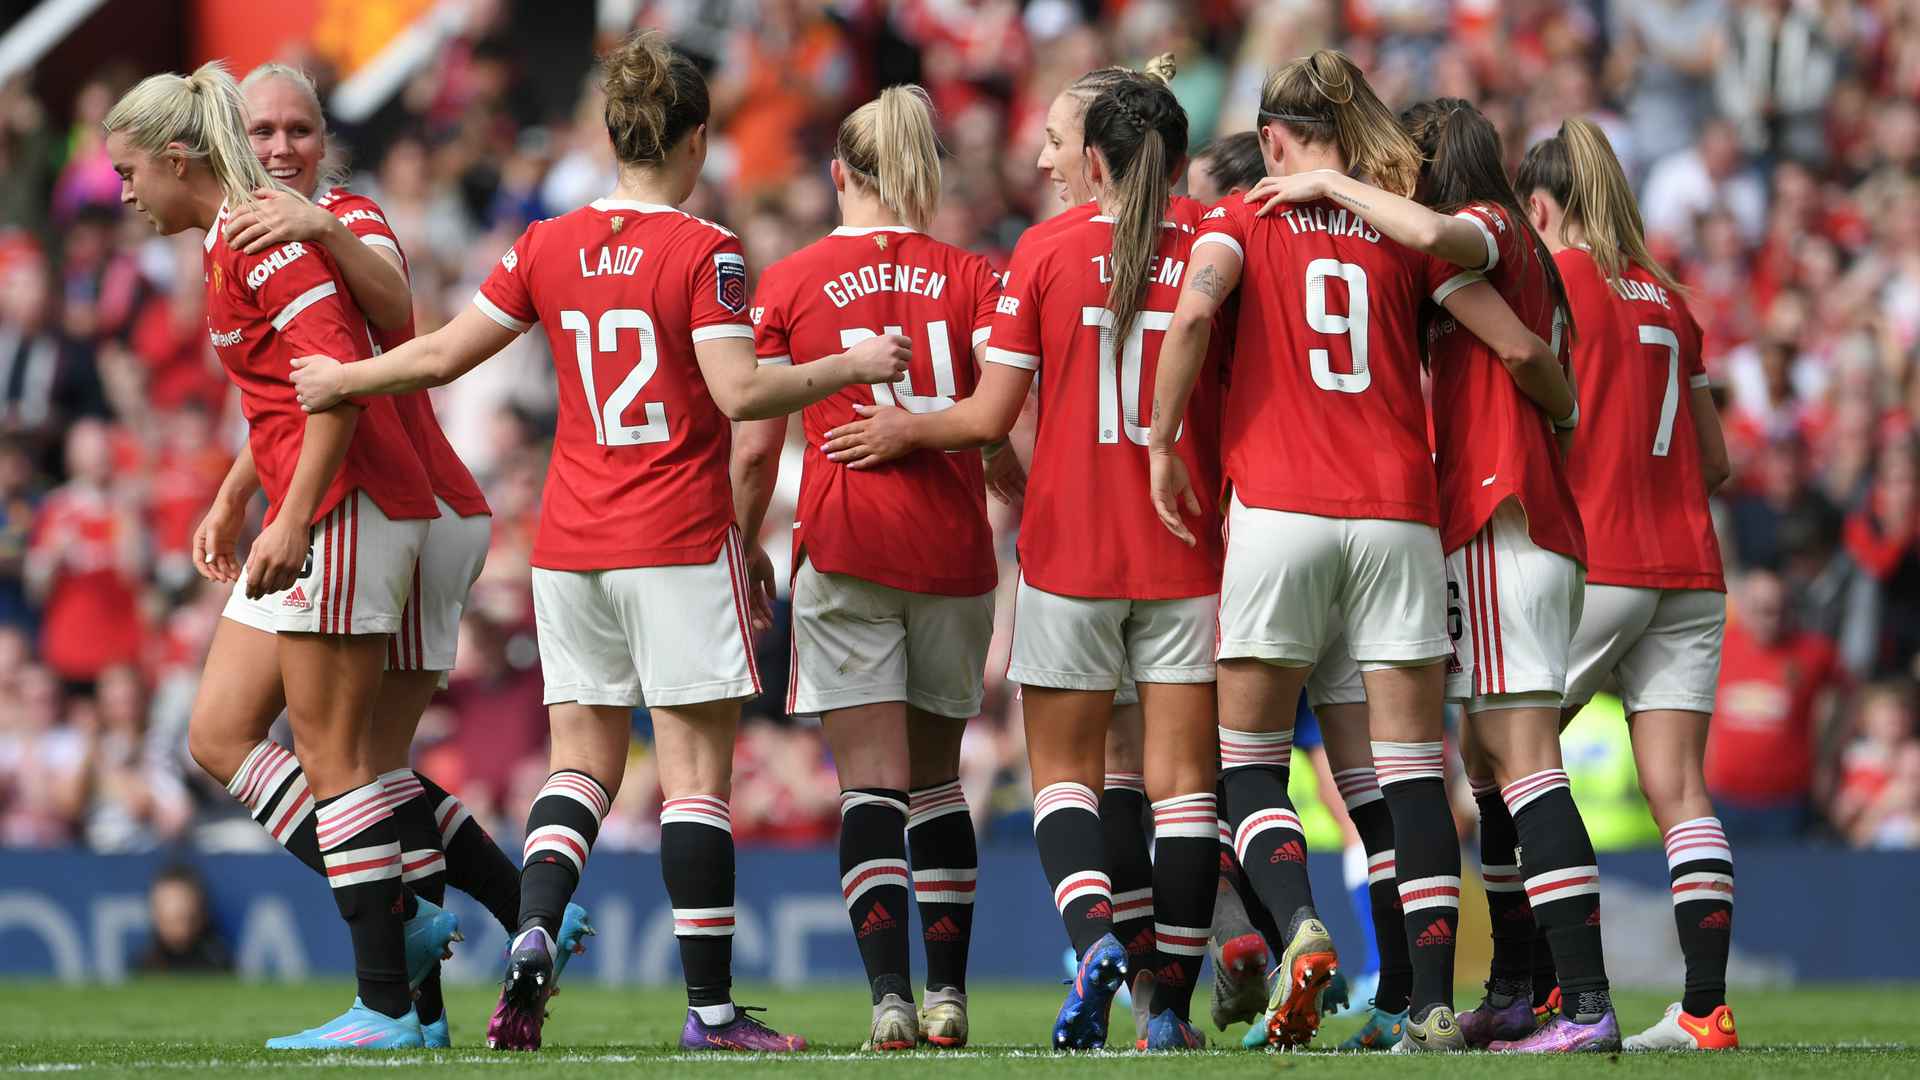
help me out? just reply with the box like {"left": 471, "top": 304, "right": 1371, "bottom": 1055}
{"left": 1473, "top": 777, "right": 1532, "bottom": 1000}
{"left": 413, "top": 771, "right": 522, "bottom": 935}
{"left": 1101, "top": 772, "right": 1156, "bottom": 966}
{"left": 1220, "top": 727, "right": 1316, "bottom": 934}
{"left": 1505, "top": 769, "right": 1610, "bottom": 1019}
{"left": 1375, "top": 741, "right": 1458, "bottom": 1020}
{"left": 907, "top": 779, "right": 977, "bottom": 993}
{"left": 380, "top": 769, "right": 448, "bottom": 1024}
{"left": 227, "top": 740, "right": 324, "bottom": 875}
{"left": 518, "top": 770, "right": 610, "bottom": 938}
{"left": 661, "top": 793, "right": 737, "bottom": 1016}
{"left": 1663, "top": 816, "right": 1734, "bottom": 1016}
{"left": 1148, "top": 792, "right": 1218, "bottom": 1021}
{"left": 1337, "top": 765, "right": 1412, "bottom": 1015}
{"left": 314, "top": 780, "right": 410, "bottom": 1019}
{"left": 838, "top": 788, "right": 913, "bottom": 1003}
{"left": 1034, "top": 781, "right": 1113, "bottom": 956}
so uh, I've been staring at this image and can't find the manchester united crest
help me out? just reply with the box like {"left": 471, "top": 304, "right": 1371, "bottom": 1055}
{"left": 874, "top": 234, "right": 888, "bottom": 251}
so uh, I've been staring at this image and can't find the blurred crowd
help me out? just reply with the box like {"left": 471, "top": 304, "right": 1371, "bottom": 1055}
{"left": 2, "top": 0, "right": 1919, "bottom": 855}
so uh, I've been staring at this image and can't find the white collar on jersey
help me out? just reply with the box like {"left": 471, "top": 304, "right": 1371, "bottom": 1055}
{"left": 1089, "top": 214, "right": 1180, "bottom": 227}
{"left": 205, "top": 201, "right": 230, "bottom": 252}
{"left": 829, "top": 225, "right": 918, "bottom": 237}
{"left": 590, "top": 198, "right": 680, "bottom": 215}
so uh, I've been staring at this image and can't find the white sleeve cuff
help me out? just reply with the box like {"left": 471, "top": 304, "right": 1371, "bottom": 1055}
{"left": 1457, "top": 209, "right": 1499, "bottom": 272}
{"left": 360, "top": 233, "right": 400, "bottom": 255}
{"left": 271, "top": 281, "right": 338, "bottom": 330}
{"left": 758, "top": 354, "right": 792, "bottom": 367}
{"left": 472, "top": 292, "right": 532, "bottom": 333}
{"left": 690, "top": 323, "right": 754, "bottom": 343}
{"left": 971, "top": 326, "right": 991, "bottom": 347}
{"left": 984, "top": 346, "right": 1039, "bottom": 371}
{"left": 1193, "top": 232, "right": 1244, "bottom": 260}
{"left": 1689, "top": 373, "right": 1711, "bottom": 389}
{"left": 1432, "top": 271, "right": 1485, "bottom": 305}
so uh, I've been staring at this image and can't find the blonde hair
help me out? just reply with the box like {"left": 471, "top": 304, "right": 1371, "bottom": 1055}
{"left": 103, "top": 60, "right": 281, "bottom": 205}
{"left": 1516, "top": 118, "right": 1681, "bottom": 293}
{"left": 836, "top": 85, "right": 942, "bottom": 232}
{"left": 239, "top": 62, "right": 349, "bottom": 192}
{"left": 1258, "top": 50, "right": 1420, "bottom": 198}
{"left": 1064, "top": 53, "right": 1177, "bottom": 113}
{"left": 601, "top": 30, "right": 709, "bottom": 167}
{"left": 1084, "top": 78, "right": 1187, "bottom": 341}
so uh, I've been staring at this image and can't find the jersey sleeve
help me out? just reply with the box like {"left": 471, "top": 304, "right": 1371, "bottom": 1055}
{"left": 984, "top": 238, "right": 1046, "bottom": 371}
{"left": 328, "top": 193, "right": 405, "bottom": 268}
{"left": 1675, "top": 295, "right": 1710, "bottom": 387}
{"left": 474, "top": 225, "right": 538, "bottom": 334}
{"left": 1192, "top": 197, "right": 1248, "bottom": 263}
{"left": 687, "top": 229, "right": 755, "bottom": 345}
{"left": 968, "top": 254, "right": 1001, "bottom": 351}
{"left": 243, "top": 242, "right": 366, "bottom": 364}
{"left": 750, "top": 261, "right": 793, "bottom": 367}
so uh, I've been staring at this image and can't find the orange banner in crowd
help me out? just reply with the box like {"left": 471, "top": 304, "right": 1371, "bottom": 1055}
{"left": 193, "top": 0, "right": 435, "bottom": 75}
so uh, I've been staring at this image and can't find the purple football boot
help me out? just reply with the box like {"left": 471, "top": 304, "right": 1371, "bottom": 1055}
{"left": 1459, "top": 991, "right": 1538, "bottom": 1048}
{"left": 1491, "top": 1010, "right": 1622, "bottom": 1054}
{"left": 486, "top": 927, "right": 556, "bottom": 1051}
{"left": 679, "top": 1006, "right": 808, "bottom": 1052}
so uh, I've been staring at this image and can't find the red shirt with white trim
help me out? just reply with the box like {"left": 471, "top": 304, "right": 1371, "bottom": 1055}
{"left": 1426, "top": 201, "right": 1586, "bottom": 563}
{"left": 475, "top": 199, "right": 750, "bottom": 571}
{"left": 203, "top": 208, "right": 436, "bottom": 526}
{"left": 317, "top": 187, "right": 489, "bottom": 518}
{"left": 1196, "top": 195, "right": 1454, "bottom": 525}
{"left": 752, "top": 226, "right": 1000, "bottom": 596}
{"left": 987, "top": 205, "right": 1224, "bottom": 599}
{"left": 1556, "top": 248, "right": 1725, "bottom": 591}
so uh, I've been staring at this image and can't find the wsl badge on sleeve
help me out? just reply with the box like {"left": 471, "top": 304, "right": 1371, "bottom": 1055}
{"left": 715, "top": 252, "right": 747, "bottom": 314}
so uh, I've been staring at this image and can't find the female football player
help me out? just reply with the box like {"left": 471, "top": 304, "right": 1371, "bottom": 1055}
{"left": 181, "top": 62, "right": 581, "bottom": 1048}
{"left": 1519, "top": 118, "right": 1737, "bottom": 1053}
{"left": 730, "top": 85, "right": 1001, "bottom": 1051}
{"left": 289, "top": 31, "right": 908, "bottom": 1053}
{"left": 1247, "top": 98, "right": 1618, "bottom": 1053}
{"left": 822, "top": 74, "right": 1222, "bottom": 1052}
{"left": 1149, "top": 51, "right": 1566, "bottom": 1052}
{"left": 106, "top": 61, "right": 437, "bottom": 1048}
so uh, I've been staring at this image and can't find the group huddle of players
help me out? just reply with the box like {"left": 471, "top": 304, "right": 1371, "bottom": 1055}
{"left": 99, "top": 26, "right": 1737, "bottom": 1056}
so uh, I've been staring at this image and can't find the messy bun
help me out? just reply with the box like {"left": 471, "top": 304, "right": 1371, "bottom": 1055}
{"left": 602, "top": 30, "right": 709, "bottom": 167}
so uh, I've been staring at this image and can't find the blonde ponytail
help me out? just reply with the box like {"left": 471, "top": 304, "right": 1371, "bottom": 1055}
{"left": 1083, "top": 78, "right": 1188, "bottom": 342}
{"left": 1258, "top": 50, "right": 1420, "bottom": 197}
{"left": 105, "top": 60, "right": 280, "bottom": 205}
{"left": 1517, "top": 118, "right": 1680, "bottom": 293}
{"left": 836, "top": 85, "right": 942, "bottom": 231}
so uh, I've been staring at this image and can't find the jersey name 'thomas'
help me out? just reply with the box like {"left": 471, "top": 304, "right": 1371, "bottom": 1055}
{"left": 203, "top": 205, "right": 435, "bottom": 527}
{"left": 316, "top": 187, "right": 488, "bottom": 518}
{"left": 476, "top": 198, "right": 751, "bottom": 571}
{"left": 1196, "top": 194, "right": 1458, "bottom": 526}
{"left": 754, "top": 226, "right": 1000, "bottom": 596}
{"left": 987, "top": 208, "right": 1224, "bottom": 600}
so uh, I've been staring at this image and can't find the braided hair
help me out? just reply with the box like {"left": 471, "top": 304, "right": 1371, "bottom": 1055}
{"left": 1084, "top": 76, "right": 1189, "bottom": 343}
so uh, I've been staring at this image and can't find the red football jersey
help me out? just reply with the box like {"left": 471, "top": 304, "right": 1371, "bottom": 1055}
{"left": 475, "top": 198, "right": 751, "bottom": 571}
{"left": 203, "top": 208, "right": 436, "bottom": 527}
{"left": 1198, "top": 196, "right": 1453, "bottom": 525}
{"left": 1426, "top": 202, "right": 1585, "bottom": 562}
{"left": 987, "top": 208, "right": 1224, "bottom": 599}
{"left": 317, "top": 187, "right": 489, "bottom": 518}
{"left": 752, "top": 226, "right": 1000, "bottom": 596}
{"left": 1557, "top": 248, "right": 1725, "bottom": 591}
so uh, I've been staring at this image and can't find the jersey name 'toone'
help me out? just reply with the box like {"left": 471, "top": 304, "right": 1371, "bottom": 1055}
{"left": 203, "top": 208, "right": 436, "bottom": 527}
{"left": 753, "top": 226, "right": 1000, "bottom": 596}
{"left": 987, "top": 209, "right": 1224, "bottom": 599}
{"left": 476, "top": 198, "right": 751, "bottom": 571}
{"left": 1557, "top": 248, "right": 1724, "bottom": 591}
{"left": 1197, "top": 195, "right": 1453, "bottom": 525}
{"left": 1426, "top": 201, "right": 1585, "bottom": 562}
{"left": 318, "top": 187, "right": 489, "bottom": 518}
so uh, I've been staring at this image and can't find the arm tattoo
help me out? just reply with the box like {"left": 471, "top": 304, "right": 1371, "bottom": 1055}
{"left": 1189, "top": 263, "right": 1226, "bottom": 301}
{"left": 1332, "top": 190, "right": 1372, "bottom": 213}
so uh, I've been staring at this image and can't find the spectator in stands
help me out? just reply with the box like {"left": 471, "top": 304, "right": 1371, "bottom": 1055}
{"left": 1641, "top": 117, "right": 1770, "bottom": 248}
{"left": 0, "top": 439, "right": 34, "bottom": 632}
{"left": 0, "top": 257, "right": 111, "bottom": 479}
{"left": 23, "top": 419, "right": 145, "bottom": 689}
{"left": 1844, "top": 435, "right": 1920, "bottom": 678}
{"left": 133, "top": 863, "right": 232, "bottom": 973}
{"left": 1832, "top": 681, "right": 1918, "bottom": 841}
{"left": 1707, "top": 569, "right": 1848, "bottom": 840}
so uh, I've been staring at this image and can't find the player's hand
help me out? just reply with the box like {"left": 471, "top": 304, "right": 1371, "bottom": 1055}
{"left": 1149, "top": 449, "right": 1202, "bottom": 546}
{"left": 192, "top": 498, "right": 245, "bottom": 584}
{"left": 983, "top": 442, "right": 1027, "bottom": 504}
{"left": 245, "top": 517, "right": 308, "bottom": 600}
{"left": 743, "top": 542, "right": 777, "bottom": 633}
{"left": 225, "top": 188, "right": 334, "bottom": 254}
{"left": 1248, "top": 170, "right": 1338, "bottom": 215}
{"left": 822, "top": 404, "right": 915, "bottom": 469}
{"left": 290, "top": 354, "right": 346, "bottom": 411}
{"left": 841, "top": 334, "right": 912, "bottom": 385}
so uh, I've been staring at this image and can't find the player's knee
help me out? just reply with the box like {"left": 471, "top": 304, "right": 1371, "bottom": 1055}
{"left": 185, "top": 719, "right": 253, "bottom": 786}
{"left": 1638, "top": 766, "right": 1710, "bottom": 823}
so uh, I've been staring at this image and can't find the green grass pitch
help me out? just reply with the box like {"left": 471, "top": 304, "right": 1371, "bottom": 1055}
{"left": 1, "top": 980, "right": 1914, "bottom": 1077}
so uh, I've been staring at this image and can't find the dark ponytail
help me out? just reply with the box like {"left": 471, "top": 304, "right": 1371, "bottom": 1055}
{"left": 1084, "top": 78, "right": 1188, "bottom": 341}
{"left": 1402, "top": 98, "right": 1574, "bottom": 342}
{"left": 1194, "top": 131, "right": 1265, "bottom": 196}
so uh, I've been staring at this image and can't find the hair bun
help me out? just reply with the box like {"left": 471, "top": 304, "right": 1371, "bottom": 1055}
{"left": 1142, "top": 52, "right": 1178, "bottom": 84}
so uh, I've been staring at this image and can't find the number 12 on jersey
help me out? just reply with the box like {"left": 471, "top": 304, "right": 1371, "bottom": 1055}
{"left": 561, "top": 308, "right": 668, "bottom": 446}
